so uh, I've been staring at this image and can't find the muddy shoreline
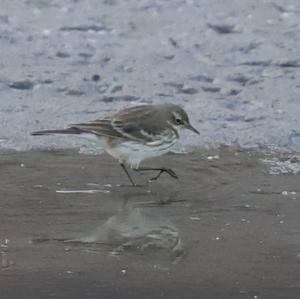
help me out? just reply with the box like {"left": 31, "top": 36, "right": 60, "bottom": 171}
{"left": 0, "top": 149, "right": 299, "bottom": 298}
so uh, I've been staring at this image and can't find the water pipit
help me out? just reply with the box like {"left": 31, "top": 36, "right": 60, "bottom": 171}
{"left": 32, "top": 103, "right": 199, "bottom": 186}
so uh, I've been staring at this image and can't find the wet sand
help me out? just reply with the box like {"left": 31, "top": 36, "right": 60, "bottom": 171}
{"left": 1, "top": 0, "right": 300, "bottom": 151}
{"left": 0, "top": 148, "right": 299, "bottom": 298}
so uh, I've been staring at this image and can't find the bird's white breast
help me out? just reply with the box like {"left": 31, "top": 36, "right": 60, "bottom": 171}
{"left": 105, "top": 134, "right": 178, "bottom": 169}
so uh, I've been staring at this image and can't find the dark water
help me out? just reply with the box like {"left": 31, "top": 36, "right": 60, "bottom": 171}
{"left": 0, "top": 0, "right": 300, "bottom": 152}
{"left": 0, "top": 149, "right": 300, "bottom": 298}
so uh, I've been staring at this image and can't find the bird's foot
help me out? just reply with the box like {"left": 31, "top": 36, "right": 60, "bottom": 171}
{"left": 149, "top": 168, "right": 178, "bottom": 181}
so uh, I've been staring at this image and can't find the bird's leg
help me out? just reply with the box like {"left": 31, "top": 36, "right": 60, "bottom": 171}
{"left": 134, "top": 167, "right": 178, "bottom": 181}
{"left": 120, "top": 163, "right": 136, "bottom": 186}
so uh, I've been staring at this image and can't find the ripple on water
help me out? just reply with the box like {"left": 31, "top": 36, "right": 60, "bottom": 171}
{"left": 262, "top": 154, "right": 300, "bottom": 175}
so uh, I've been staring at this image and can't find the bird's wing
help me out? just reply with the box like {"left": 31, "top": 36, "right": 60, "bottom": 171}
{"left": 111, "top": 105, "right": 178, "bottom": 144}
{"left": 71, "top": 105, "right": 178, "bottom": 143}
{"left": 71, "top": 118, "right": 125, "bottom": 139}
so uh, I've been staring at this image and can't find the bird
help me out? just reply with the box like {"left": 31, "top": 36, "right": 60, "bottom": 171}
{"left": 31, "top": 103, "right": 200, "bottom": 186}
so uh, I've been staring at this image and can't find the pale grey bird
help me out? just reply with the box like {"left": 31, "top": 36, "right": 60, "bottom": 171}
{"left": 32, "top": 103, "right": 200, "bottom": 186}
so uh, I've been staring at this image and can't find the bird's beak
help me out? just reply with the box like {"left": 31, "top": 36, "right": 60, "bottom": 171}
{"left": 187, "top": 124, "right": 200, "bottom": 135}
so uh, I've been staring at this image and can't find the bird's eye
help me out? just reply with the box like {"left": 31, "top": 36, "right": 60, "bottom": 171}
{"left": 175, "top": 118, "right": 182, "bottom": 124}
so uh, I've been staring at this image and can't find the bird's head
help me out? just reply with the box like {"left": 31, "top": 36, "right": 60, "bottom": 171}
{"left": 168, "top": 105, "right": 200, "bottom": 135}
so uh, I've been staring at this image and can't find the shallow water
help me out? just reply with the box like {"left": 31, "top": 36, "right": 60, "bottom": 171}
{"left": 0, "top": 149, "right": 300, "bottom": 298}
{"left": 0, "top": 0, "right": 300, "bottom": 152}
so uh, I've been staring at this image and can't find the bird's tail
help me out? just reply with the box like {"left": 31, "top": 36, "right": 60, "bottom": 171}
{"left": 31, "top": 127, "right": 82, "bottom": 136}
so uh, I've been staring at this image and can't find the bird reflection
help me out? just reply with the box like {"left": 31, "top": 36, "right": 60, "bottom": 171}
{"left": 33, "top": 184, "right": 185, "bottom": 263}
{"left": 79, "top": 187, "right": 185, "bottom": 263}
